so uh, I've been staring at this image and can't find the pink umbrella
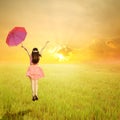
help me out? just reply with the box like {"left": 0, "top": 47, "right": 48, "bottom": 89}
{"left": 6, "top": 27, "right": 27, "bottom": 46}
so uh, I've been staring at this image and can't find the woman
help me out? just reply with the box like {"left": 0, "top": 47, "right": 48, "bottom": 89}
{"left": 21, "top": 41, "right": 49, "bottom": 101}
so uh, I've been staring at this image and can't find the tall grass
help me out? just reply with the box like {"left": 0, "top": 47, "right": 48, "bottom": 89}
{"left": 0, "top": 63, "right": 120, "bottom": 120}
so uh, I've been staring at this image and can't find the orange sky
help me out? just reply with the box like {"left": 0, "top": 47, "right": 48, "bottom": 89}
{"left": 0, "top": 0, "right": 120, "bottom": 64}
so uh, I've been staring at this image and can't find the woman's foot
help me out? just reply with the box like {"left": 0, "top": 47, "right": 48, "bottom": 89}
{"left": 32, "top": 96, "right": 36, "bottom": 101}
{"left": 35, "top": 95, "right": 38, "bottom": 100}
{"left": 32, "top": 95, "right": 38, "bottom": 101}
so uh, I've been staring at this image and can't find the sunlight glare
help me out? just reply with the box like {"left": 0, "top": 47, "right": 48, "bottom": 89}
{"left": 56, "top": 53, "right": 65, "bottom": 61}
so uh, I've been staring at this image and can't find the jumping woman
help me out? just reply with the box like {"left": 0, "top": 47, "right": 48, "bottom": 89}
{"left": 21, "top": 41, "right": 49, "bottom": 101}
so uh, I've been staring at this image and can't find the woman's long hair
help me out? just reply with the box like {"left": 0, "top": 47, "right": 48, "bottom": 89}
{"left": 32, "top": 48, "right": 41, "bottom": 64}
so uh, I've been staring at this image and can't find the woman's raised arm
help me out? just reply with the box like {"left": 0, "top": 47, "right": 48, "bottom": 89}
{"left": 21, "top": 44, "right": 30, "bottom": 58}
{"left": 40, "top": 41, "right": 50, "bottom": 54}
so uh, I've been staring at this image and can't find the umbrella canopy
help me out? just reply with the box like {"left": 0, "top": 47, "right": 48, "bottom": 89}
{"left": 6, "top": 27, "right": 27, "bottom": 46}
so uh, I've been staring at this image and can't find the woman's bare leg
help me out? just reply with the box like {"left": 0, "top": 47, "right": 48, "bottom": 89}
{"left": 34, "top": 80, "right": 38, "bottom": 96}
{"left": 31, "top": 80, "right": 35, "bottom": 96}
{"left": 31, "top": 79, "right": 38, "bottom": 101}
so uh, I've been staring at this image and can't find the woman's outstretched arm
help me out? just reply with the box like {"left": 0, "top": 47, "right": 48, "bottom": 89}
{"left": 40, "top": 41, "right": 50, "bottom": 54}
{"left": 21, "top": 44, "right": 30, "bottom": 58}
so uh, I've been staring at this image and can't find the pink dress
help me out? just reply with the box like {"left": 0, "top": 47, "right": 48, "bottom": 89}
{"left": 26, "top": 56, "right": 44, "bottom": 80}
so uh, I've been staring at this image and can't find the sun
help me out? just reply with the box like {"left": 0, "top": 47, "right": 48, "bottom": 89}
{"left": 56, "top": 53, "right": 65, "bottom": 61}
{"left": 48, "top": 47, "right": 71, "bottom": 62}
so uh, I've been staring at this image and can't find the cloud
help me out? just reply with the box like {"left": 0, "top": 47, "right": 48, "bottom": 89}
{"left": 57, "top": 46, "right": 72, "bottom": 56}
{"left": 105, "top": 38, "right": 120, "bottom": 49}
{"left": 89, "top": 38, "right": 120, "bottom": 59}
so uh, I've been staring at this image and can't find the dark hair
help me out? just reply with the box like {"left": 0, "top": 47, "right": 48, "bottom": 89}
{"left": 32, "top": 48, "right": 42, "bottom": 64}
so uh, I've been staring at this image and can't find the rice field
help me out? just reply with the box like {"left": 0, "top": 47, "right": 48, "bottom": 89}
{"left": 0, "top": 63, "right": 120, "bottom": 120}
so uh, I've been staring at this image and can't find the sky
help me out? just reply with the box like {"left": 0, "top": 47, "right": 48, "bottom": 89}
{"left": 0, "top": 0, "right": 120, "bottom": 63}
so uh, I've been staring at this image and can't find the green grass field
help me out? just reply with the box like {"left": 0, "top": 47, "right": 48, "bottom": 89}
{"left": 0, "top": 63, "right": 120, "bottom": 120}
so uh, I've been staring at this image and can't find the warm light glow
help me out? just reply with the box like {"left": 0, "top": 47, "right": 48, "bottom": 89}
{"left": 55, "top": 53, "right": 66, "bottom": 61}
{"left": 48, "top": 46, "right": 72, "bottom": 62}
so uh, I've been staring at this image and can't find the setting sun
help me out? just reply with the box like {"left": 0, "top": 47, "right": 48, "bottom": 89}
{"left": 55, "top": 53, "right": 66, "bottom": 62}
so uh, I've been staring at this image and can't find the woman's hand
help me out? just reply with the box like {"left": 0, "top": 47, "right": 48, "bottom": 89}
{"left": 21, "top": 44, "right": 27, "bottom": 51}
{"left": 21, "top": 44, "right": 24, "bottom": 48}
{"left": 46, "top": 41, "right": 50, "bottom": 44}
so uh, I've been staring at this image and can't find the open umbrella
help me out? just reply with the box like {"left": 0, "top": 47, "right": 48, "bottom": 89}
{"left": 6, "top": 27, "right": 27, "bottom": 46}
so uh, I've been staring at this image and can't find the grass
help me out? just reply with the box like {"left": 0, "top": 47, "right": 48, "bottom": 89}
{"left": 0, "top": 63, "right": 120, "bottom": 120}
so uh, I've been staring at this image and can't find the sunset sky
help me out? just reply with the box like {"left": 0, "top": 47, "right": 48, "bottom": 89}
{"left": 0, "top": 0, "right": 120, "bottom": 63}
